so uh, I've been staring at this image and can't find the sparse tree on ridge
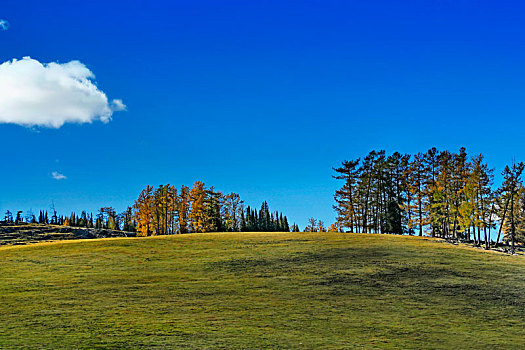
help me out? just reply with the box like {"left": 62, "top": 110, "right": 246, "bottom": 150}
{"left": 304, "top": 217, "right": 318, "bottom": 232}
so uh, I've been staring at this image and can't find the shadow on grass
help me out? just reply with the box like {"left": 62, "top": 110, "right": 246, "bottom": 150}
{"left": 209, "top": 246, "right": 525, "bottom": 312}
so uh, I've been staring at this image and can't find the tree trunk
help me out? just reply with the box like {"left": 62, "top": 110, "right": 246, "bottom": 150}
{"left": 495, "top": 197, "right": 509, "bottom": 248}
{"left": 511, "top": 187, "right": 515, "bottom": 255}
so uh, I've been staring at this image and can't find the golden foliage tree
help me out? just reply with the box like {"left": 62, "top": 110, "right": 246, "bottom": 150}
{"left": 189, "top": 181, "right": 207, "bottom": 233}
{"left": 134, "top": 185, "right": 155, "bottom": 236}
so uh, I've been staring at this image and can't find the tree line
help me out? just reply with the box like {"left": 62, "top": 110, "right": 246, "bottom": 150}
{"left": 3, "top": 206, "right": 136, "bottom": 231}
{"left": 133, "top": 182, "right": 297, "bottom": 236}
{"left": 333, "top": 148, "right": 525, "bottom": 253}
{"left": 3, "top": 182, "right": 297, "bottom": 235}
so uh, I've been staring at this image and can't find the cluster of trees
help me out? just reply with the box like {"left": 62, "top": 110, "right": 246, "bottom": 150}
{"left": 133, "top": 182, "right": 295, "bottom": 236}
{"left": 58, "top": 207, "right": 136, "bottom": 231}
{"left": 2, "top": 183, "right": 296, "bottom": 236}
{"left": 3, "top": 210, "right": 30, "bottom": 224}
{"left": 243, "top": 201, "right": 294, "bottom": 232}
{"left": 334, "top": 148, "right": 525, "bottom": 253}
{"left": 4, "top": 206, "right": 136, "bottom": 231}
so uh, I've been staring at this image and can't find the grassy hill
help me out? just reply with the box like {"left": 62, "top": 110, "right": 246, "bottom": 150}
{"left": 0, "top": 232, "right": 524, "bottom": 349}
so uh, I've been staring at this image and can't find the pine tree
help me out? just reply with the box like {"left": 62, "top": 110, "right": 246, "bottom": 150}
{"left": 259, "top": 201, "right": 270, "bottom": 231}
{"left": 422, "top": 148, "right": 439, "bottom": 237}
{"left": 501, "top": 162, "right": 525, "bottom": 254}
{"left": 333, "top": 159, "right": 361, "bottom": 232}
{"left": 178, "top": 185, "right": 190, "bottom": 233}
{"left": 240, "top": 208, "right": 247, "bottom": 232}
{"left": 283, "top": 215, "right": 290, "bottom": 232}
{"left": 122, "top": 207, "right": 135, "bottom": 232}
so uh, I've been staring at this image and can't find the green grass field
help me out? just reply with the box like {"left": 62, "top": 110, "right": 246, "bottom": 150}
{"left": 0, "top": 232, "right": 524, "bottom": 349}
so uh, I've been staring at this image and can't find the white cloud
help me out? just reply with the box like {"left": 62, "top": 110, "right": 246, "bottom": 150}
{"left": 0, "top": 57, "right": 126, "bottom": 128}
{"left": 111, "top": 99, "right": 126, "bottom": 111}
{"left": 0, "top": 19, "right": 8, "bottom": 31}
{"left": 52, "top": 171, "right": 67, "bottom": 180}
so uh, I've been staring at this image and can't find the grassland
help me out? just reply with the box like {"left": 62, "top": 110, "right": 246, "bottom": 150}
{"left": 0, "top": 232, "right": 524, "bottom": 349}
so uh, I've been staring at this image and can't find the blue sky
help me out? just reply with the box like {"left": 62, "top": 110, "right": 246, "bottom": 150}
{"left": 1, "top": 0, "right": 525, "bottom": 228}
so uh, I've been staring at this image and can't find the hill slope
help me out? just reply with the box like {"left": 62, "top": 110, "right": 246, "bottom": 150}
{"left": 0, "top": 232, "right": 524, "bottom": 349}
{"left": 0, "top": 223, "right": 135, "bottom": 246}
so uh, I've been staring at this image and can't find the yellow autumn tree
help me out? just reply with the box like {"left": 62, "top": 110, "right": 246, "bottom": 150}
{"left": 134, "top": 185, "right": 155, "bottom": 236}
{"left": 153, "top": 185, "right": 167, "bottom": 235}
{"left": 328, "top": 223, "right": 339, "bottom": 232}
{"left": 189, "top": 181, "right": 207, "bottom": 233}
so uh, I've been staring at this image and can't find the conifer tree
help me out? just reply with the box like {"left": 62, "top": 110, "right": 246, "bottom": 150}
{"left": 240, "top": 209, "right": 247, "bottom": 232}
{"left": 333, "top": 159, "right": 360, "bottom": 232}
{"left": 501, "top": 162, "right": 525, "bottom": 254}
{"left": 259, "top": 201, "right": 270, "bottom": 231}
{"left": 122, "top": 207, "right": 135, "bottom": 232}
{"left": 178, "top": 185, "right": 190, "bottom": 233}
{"left": 283, "top": 215, "right": 290, "bottom": 232}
